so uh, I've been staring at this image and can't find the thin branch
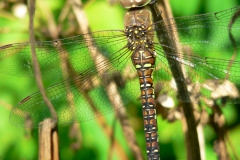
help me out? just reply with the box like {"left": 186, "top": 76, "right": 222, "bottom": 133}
{"left": 149, "top": 1, "right": 201, "bottom": 160}
{"left": 28, "top": 0, "right": 59, "bottom": 159}
{"left": 28, "top": 0, "right": 58, "bottom": 125}
{"left": 210, "top": 104, "right": 229, "bottom": 160}
{"left": 227, "top": 9, "right": 240, "bottom": 79}
{"left": 157, "top": 1, "right": 205, "bottom": 159}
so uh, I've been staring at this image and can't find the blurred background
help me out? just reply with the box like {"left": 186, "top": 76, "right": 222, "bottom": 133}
{"left": 0, "top": 0, "right": 240, "bottom": 159}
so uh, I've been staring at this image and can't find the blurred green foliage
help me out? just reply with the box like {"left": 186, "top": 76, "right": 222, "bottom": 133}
{"left": 0, "top": 0, "right": 240, "bottom": 160}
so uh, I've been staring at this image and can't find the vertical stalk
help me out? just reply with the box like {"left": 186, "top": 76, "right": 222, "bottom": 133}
{"left": 148, "top": 2, "right": 201, "bottom": 160}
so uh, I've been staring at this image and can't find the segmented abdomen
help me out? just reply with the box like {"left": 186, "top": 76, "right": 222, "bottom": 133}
{"left": 131, "top": 49, "right": 160, "bottom": 159}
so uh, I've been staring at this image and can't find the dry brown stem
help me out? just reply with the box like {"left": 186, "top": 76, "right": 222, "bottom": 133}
{"left": 150, "top": 0, "right": 201, "bottom": 159}
{"left": 39, "top": 119, "right": 59, "bottom": 160}
{"left": 210, "top": 104, "right": 229, "bottom": 160}
{"left": 28, "top": 0, "right": 58, "bottom": 126}
{"left": 28, "top": 0, "right": 59, "bottom": 159}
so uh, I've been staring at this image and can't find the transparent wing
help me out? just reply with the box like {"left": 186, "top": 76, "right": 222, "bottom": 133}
{"left": 153, "top": 49, "right": 240, "bottom": 104}
{"left": 155, "top": 6, "right": 240, "bottom": 52}
{"left": 8, "top": 32, "right": 142, "bottom": 127}
{"left": 152, "top": 6, "right": 240, "bottom": 103}
{"left": 0, "top": 30, "right": 126, "bottom": 78}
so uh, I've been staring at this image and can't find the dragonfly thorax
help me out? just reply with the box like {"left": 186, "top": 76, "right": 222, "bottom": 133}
{"left": 125, "top": 25, "right": 154, "bottom": 51}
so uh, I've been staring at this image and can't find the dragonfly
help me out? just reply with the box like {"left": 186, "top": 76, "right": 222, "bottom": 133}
{"left": 1, "top": 1, "right": 240, "bottom": 159}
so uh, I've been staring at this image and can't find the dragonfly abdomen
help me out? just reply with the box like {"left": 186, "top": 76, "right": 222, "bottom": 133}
{"left": 131, "top": 49, "right": 160, "bottom": 159}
